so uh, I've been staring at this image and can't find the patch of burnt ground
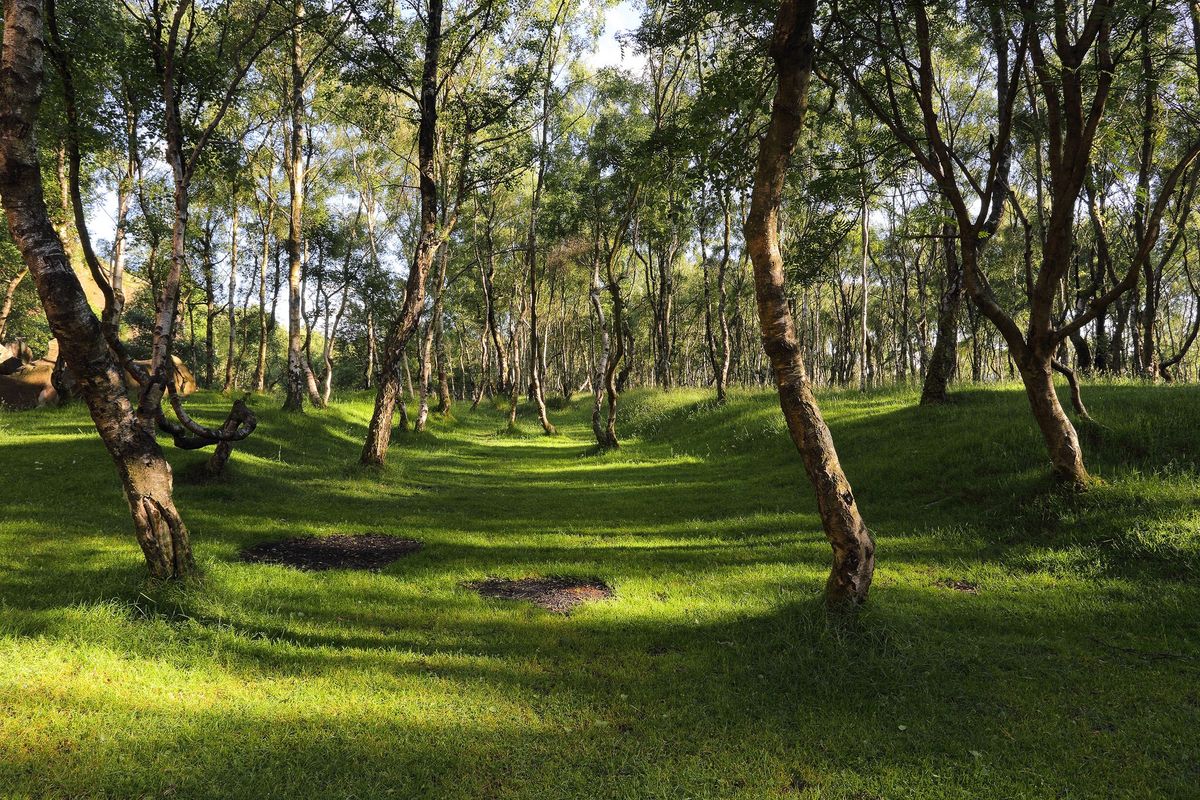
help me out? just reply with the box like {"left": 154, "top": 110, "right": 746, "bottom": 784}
{"left": 936, "top": 578, "right": 979, "bottom": 594}
{"left": 466, "top": 576, "right": 614, "bottom": 614}
{"left": 240, "top": 534, "right": 422, "bottom": 571}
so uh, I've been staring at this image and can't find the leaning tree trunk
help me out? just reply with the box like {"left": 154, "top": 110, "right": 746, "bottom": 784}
{"left": 205, "top": 399, "right": 255, "bottom": 477}
{"left": 920, "top": 223, "right": 962, "bottom": 404}
{"left": 360, "top": 0, "right": 444, "bottom": 466}
{"left": 744, "top": 0, "right": 874, "bottom": 609}
{"left": 0, "top": 0, "right": 192, "bottom": 578}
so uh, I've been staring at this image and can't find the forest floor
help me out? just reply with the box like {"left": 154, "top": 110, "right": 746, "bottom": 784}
{"left": 1, "top": 382, "right": 1198, "bottom": 799}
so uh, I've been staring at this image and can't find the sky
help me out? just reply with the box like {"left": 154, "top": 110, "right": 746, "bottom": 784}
{"left": 586, "top": 0, "right": 645, "bottom": 72}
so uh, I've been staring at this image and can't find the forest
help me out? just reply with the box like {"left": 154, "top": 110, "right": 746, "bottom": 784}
{"left": 1, "top": 0, "right": 1199, "bottom": 797}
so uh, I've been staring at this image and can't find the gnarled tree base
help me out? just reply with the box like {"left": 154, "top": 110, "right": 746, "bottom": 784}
{"left": 1019, "top": 358, "right": 1090, "bottom": 488}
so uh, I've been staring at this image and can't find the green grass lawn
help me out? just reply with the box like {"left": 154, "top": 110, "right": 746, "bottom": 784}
{"left": 1, "top": 382, "right": 1198, "bottom": 799}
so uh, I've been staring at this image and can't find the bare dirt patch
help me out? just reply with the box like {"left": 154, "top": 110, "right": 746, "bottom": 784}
{"left": 936, "top": 578, "right": 979, "bottom": 594}
{"left": 466, "top": 576, "right": 614, "bottom": 614}
{"left": 241, "top": 534, "right": 422, "bottom": 571}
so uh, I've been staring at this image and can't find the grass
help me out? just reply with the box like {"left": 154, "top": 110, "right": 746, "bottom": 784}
{"left": 1, "top": 381, "right": 1199, "bottom": 799}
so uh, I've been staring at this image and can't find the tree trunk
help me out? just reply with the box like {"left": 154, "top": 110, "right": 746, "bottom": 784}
{"left": 616, "top": 320, "right": 633, "bottom": 393}
{"left": 360, "top": 0, "right": 444, "bottom": 466}
{"left": 415, "top": 315, "right": 435, "bottom": 432}
{"left": 201, "top": 223, "right": 216, "bottom": 388}
{"left": 361, "top": 310, "right": 374, "bottom": 388}
{"left": 253, "top": 195, "right": 272, "bottom": 392}
{"left": 282, "top": 0, "right": 307, "bottom": 412}
{"left": 477, "top": 208, "right": 509, "bottom": 394}
{"left": 858, "top": 192, "right": 869, "bottom": 392}
{"left": 205, "top": 399, "right": 253, "bottom": 477}
{"left": 603, "top": 275, "right": 624, "bottom": 448}
{"left": 223, "top": 200, "right": 239, "bottom": 391}
{"left": 653, "top": 245, "right": 675, "bottom": 390}
{"left": 701, "top": 191, "right": 733, "bottom": 403}
{"left": 433, "top": 246, "right": 451, "bottom": 415}
{"left": 0, "top": 0, "right": 192, "bottom": 578}
{"left": 1159, "top": 243, "right": 1200, "bottom": 380}
{"left": 744, "top": 0, "right": 874, "bottom": 609}
{"left": 1137, "top": 21, "right": 1160, "bottom": 380}
{"left": 417, "top": 243, "right": 449, "bottom": 430}
{"left": 320, "top": 282, "right": 349, "bottom": 406}
{"left": 0, "top": 267, "right": 28, "bottom": 341}
{"left": 702, "top": 230, "right": 720, "bottom": 394}
{"left": 435, "top": 313, "right": 451, "bottom": 414}
{"left": 527, "top": 259, "right": 555, "bottom": 434}
{"left": 525, "top": 60, "right": 556, "bottom": 435}
{"left": 589, "top": 255, "right": 610, "bottom": 446}
{"left": 1018, "top": 355, "right": 1089, "bottom": 486}
{"left": 715, "top": 194, "right": 732, "bottom": 401}
{"left": 471, "top": 312, "right": 489, "bottom": 409}
{"left": 298, "top": 255, "right": 326, "bottom": 408}
{"left": 920, "top": 224, "right": 961, "bottom": 404}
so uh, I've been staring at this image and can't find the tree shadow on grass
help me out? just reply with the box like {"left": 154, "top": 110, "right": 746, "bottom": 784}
{"left": 3, "top": 585, "right": 1197, "bottom": 799}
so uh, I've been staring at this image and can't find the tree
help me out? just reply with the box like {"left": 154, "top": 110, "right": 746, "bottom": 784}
{"left": 832, "top": 0, "right": 1200, "bottom": 484}
{"left": 744, "top": 0, "right": 875, "bottom": 608}
{"left": 0, "top": 0, "right": 193, "bottom": 578}
{"left": 358, "top": 0, "right": 455, "bottom": 465}
{"left": 281, "top": 0, "right": 337, "bottom": 411}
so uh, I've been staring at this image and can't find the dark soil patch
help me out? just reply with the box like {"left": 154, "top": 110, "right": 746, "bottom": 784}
{"left": 241, "top": 534, "right": 422, "bottom": 571}
{"left": 465, "top": 576, "right": 614, "bottom": 614}
{"left": 936, "top": 578, "right": 979, "bottom": 594}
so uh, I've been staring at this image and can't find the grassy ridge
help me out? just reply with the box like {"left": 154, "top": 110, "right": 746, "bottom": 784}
{"left": 1, "top": 383, "right": 1198, "bottom": 798}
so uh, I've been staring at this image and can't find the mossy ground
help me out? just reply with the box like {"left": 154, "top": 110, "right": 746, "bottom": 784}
{"left": 1, "top": 382, "right": 1198, "bottom": 798}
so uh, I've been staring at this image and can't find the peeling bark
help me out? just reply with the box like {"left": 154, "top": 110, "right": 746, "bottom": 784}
{"left": 361, "top": 0, "right": 445, "bottom": 466}
{"left": 0, "top": 0, "right": 193, "bottom": 578}
{"left": 745, "top": 0, "right": 874, "bottom": 609}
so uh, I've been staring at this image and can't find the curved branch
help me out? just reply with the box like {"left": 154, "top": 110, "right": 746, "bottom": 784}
{"left": 165, "top": 384, "right": 258, "bottom": 445}
{"left": 1052, "top": 359, "right": 1094, "bottom": 423}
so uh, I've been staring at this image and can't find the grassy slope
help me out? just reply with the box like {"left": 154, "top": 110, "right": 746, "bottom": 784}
{"left": 1, "top": 383, "right": 1198, "bottom": 799}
